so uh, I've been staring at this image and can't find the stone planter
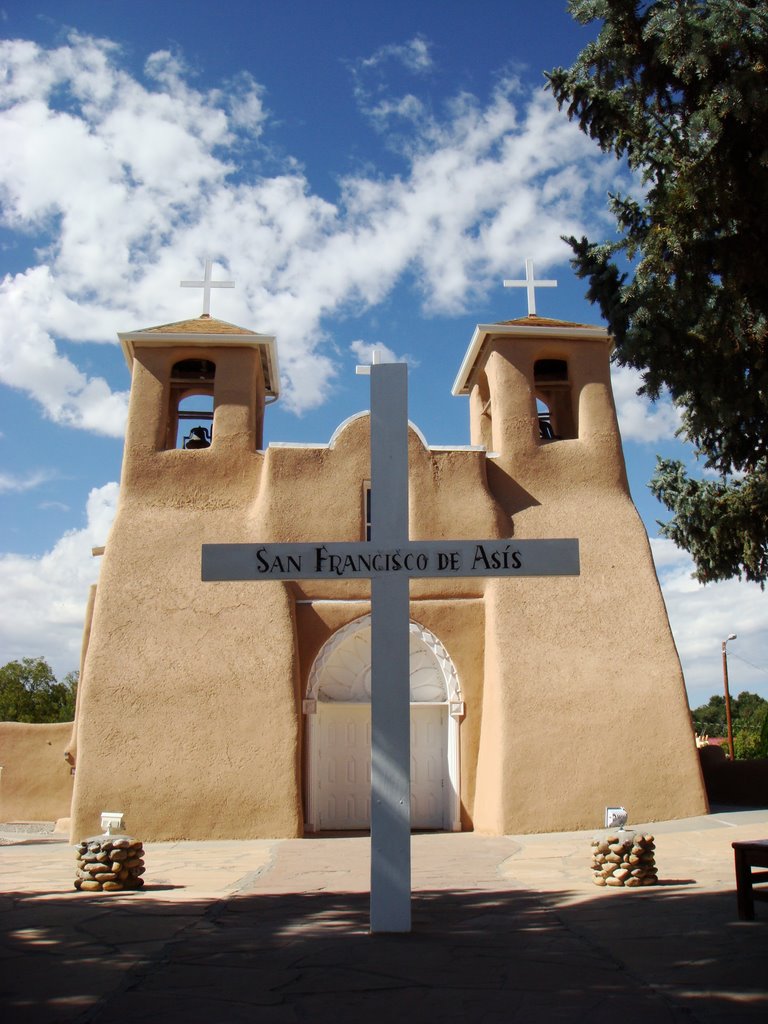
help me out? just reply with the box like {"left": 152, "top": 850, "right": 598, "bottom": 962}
{"left": 73, "top": 835, "right": 145, "bottom": 892}
{"left": 591, "top": 831, "right": 657, "bottom": 887}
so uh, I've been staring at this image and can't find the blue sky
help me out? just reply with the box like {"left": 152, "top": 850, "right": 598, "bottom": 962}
{"left": 0, "top": 0, "right": 765, "bottom": 707}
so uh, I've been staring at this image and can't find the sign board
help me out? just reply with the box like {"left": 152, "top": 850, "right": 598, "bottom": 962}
{"left": 202, "top": 539, "right": 579, "bottom": 582}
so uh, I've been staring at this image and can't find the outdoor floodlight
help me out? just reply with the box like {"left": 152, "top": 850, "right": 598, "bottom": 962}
{"left": 100, "top": 811, "right": 125, "bottom": 835}
{"left": 604, "top": 806, "right": 628, "bottom": 829}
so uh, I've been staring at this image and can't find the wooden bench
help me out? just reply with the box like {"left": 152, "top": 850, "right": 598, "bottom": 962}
{"left": 732, "top": 840, "right": 768, "bottom": 920}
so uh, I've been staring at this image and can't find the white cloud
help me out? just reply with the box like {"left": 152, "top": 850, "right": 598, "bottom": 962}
{"left": 0, "top": 33, "right": 625, "bottom": 422}
{"left": 611, "top": 364, "right": 681, "bottom": 443}
{"left": 0, "top": 468, "right": 56, "bottom": 493}
{"left": 360, "top": 36, "right": 434, "bottom": 74}
{"left": 350, "top": 339, "right": 399, "bottom": 364}
{"left": 225, "top": 72, "right": 268, "bottom": 134}
{"left": 0, "top": 268, "right": 129, "bottom": 436}
{"left": 650, "top": 538, "right": 768, "bottom": 707}
{"left": 0, "top": 482, "right": 118, "bottom": 675}
{"left": 366, "top": 93, "right": 426, "bottom": 129}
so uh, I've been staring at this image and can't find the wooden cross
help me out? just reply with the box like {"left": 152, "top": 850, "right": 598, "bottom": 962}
{"left": 504, "top": 257, "right": 557, "bottom": 316}
{"left": 181, "top": 258, "right": 235, "bottom": 316}
{"left": 202, "top": 361, "right": 579, "bottom": 932}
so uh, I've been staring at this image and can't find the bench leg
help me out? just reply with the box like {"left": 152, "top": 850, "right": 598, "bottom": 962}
{"left": 734, "top": 848, "right": 755, "bottom": 921}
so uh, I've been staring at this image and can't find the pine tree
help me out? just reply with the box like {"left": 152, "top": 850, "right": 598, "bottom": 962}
{"left": 548, "top": 0, "right": 768, "bottom": 584}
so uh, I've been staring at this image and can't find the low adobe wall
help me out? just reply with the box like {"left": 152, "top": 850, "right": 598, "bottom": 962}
{"left": 0, "top": 722, "right": 74, "bottom": 821}
{"left": 698, "top": 746, "right": 768, "bottom": 807}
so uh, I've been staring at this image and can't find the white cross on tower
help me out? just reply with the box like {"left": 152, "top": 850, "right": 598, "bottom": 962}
{"left": 181, "top": 258, "right": 235, "bottom": 317}
{"left": 503, "top": 257, "right": 557, "bottom": 316}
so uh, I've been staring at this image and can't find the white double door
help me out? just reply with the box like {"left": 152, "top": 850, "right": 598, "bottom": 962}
{"left": 315, "top": 703, "right": 448, "bottom": 830}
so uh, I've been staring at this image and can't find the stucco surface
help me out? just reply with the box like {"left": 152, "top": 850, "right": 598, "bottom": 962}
{"left": 0, "top": 722, "right": 74, "bottom": 821}
{"left": 63, "top": 316, "right": 707, "bottom": 841}
{"left": 71, "top": 510, "right": 302, "bottom": 841}
{"left": 470, "top": 328, "right": 707, "bottom": 833}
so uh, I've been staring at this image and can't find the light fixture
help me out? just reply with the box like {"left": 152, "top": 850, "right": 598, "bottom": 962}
{"left": 100, "top": 811, "right": 125, "bottom": 835}
{"left": 604, "top": 806, "right": 628, "bottom": 829}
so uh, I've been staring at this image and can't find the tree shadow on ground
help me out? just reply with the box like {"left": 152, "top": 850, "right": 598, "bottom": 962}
{"left": 2, "top": 884, "right": 767, "bottom": 1023}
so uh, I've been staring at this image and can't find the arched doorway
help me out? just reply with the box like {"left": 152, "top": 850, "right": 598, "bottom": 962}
{"left": 303, "top": 615, "right": 463, "bottom": 832}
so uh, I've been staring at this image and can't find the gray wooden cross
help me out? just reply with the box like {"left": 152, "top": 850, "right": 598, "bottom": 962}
{"left": 181, "top": 258, "right": 235, "bottom": 316}
{"left": 504, "top": 257, "right": 557, "bottom": 316}
{"left": 202, "top": 361, "right": 579, "bottom": 933}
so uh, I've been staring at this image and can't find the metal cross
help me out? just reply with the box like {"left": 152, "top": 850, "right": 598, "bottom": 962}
{"left": 503, "top": 258, "right": 557, "bottom": 316}
{"left": 181, "top": 258, "right": 235, "bottom": 316}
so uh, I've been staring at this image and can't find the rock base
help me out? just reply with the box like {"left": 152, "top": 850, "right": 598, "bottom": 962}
{"left": 73, "top": 835, "right": 145, "bottom": 892}
{"left": 591, "top": 831, "right": 657, "bottom": 887}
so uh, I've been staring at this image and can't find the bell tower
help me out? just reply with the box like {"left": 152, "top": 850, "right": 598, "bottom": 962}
{"left": 118, "top": 257, "right": 278, "bottom": 478}
{"left": 452, "top": 303, "right": 707, "bottom": 835}
{"left": 69, "top": 283, "right": 304, "bottom": 843}
{"left": 119, "top": 314, "right": 278, "bottom": 450}
{"left": 454, "top": 316, "right": 619, "bottom": 454}
{"left": 453, "top": 313, "right": 627, "bottom": 516}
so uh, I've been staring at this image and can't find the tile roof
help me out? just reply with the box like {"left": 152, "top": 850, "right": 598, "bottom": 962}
{"left": 117, "top": 314, "right": 280, "bottom": 397}
{"left": 130, "top": 314, "right": 262, "bottom": 336}
{"left": 451, "top": 316, "right": 610, "bottom": 396}
{"left": 496, "top": 315, "right": 602, "bottom": 330}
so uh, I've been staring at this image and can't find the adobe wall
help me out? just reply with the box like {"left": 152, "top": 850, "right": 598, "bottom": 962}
{"left": 268, "top": 414, "right": 504, "bottom": 830}
{"left": 699, "top": 746, "right": 768, "bottom": 806}
{"left": 71, "top": 380, "right": 506, "bottom": 841}
{"left": 70, "top": 500, "right": 303, "bottom": 841}
{"left": 471, "top": 336, "right": 708, "bottom": 833}
{"left": 71, "top": 344, "right": 301, "bottom": 841}
{"left": 70, "top": 324, "right": 708, "bottom": 840}
{"left": 0, "top": 722, "right": 74, "bottom": 822}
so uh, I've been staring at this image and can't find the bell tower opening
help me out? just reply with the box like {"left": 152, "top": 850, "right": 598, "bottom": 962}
{"left": 167, "top": 358, "right": 216, "bottom": 450}
{"left": 534, "top": 358, "right": 575, "bottom": 440}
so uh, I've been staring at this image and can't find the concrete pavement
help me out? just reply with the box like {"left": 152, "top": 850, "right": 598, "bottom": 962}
{"left": 1, "top": 808, "right": 767, "bottom": 1022}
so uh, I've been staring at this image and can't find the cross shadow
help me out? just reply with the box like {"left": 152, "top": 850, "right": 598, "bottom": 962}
{"left": 3, "top": 882, "right": 767, "bottom": 1022}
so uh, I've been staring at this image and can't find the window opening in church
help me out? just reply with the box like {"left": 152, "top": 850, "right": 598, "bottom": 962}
{"left": 534, "top": 359, "right": 568, "bottom": 383}
{"left": 168, "top": 359, "right": 216, "bottom": 450}
{"left": 533, "top": 359, "right": 574, "bottom": 440}
{"left": 536, "top": 398, "right": 556, "bottom": 440}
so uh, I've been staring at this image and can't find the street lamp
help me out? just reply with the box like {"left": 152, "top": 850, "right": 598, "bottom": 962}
{"left": 722, "top": 633, "right": 737, "bottom": 760}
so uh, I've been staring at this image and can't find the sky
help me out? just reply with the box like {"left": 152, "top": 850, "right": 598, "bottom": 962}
{"left": 0, "top": 0, "right": 765, "bottom": 710}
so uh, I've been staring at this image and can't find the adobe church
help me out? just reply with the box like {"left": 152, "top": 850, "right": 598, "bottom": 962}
{"left": 64, "top": 269, "right": 708, "bottom": 841}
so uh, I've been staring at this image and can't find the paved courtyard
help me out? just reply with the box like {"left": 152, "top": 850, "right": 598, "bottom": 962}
{"left": 1, "top": 808, "right": 767, "bottom": 1022}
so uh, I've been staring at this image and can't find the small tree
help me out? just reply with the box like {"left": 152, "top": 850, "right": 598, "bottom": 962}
{"left": 733, "top": 720, "right": 765, "bottom": 759}
{"left": 0, "top": 658, "right": 78, "bottom": 723}
{"left": 731, "top": 691, "right": 768, "bottom": 758}
{"left": 690, "top": 694, "right": 727, "bottom": 737}
{"left": 691, "top": 690, "right": 768, "bottom": 758}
